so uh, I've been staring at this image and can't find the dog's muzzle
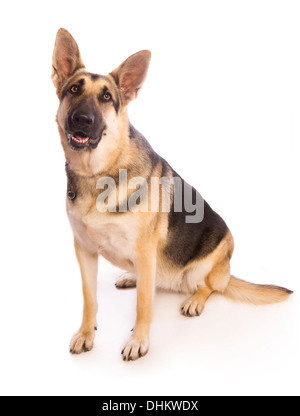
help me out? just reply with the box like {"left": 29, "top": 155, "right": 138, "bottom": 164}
{"left": 66, "top": 100, "right": 105, "bottom": 151}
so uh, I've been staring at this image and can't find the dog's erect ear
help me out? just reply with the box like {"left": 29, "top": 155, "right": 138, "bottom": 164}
{"left": 52, "top": 28, "right": 85, "bottom": 89}
{"left": 110, "top": 50, "right": 151, "bottom": 103}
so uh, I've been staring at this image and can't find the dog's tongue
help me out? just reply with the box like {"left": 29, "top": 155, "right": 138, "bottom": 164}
{"left": 75, "top": 134, "right": 88, "bottom": 141}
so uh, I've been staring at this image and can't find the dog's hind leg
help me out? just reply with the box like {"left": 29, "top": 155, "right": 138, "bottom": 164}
{"left": 115, "top": 272, "right": 137, "bottom": 289}
{"left": 70, "top": 238, "right": 98, "bottom": 354}
{"left": 181, "top": 258, "right": 231, "bottom": 317}
{"left": 181, "top": 231, "right": 233, "bottom": 317}
{"left": 181, "top": 285, "right": 213, "bottom": 317}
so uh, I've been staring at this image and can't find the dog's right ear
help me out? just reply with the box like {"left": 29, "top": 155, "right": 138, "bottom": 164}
{"left": 52, "top": 28, "right": 85, "bottom": 90}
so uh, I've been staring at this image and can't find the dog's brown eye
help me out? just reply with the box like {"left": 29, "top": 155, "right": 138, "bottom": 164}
{"left": 70, "top": 85, "right": 79, "bottom": 94}
{"left": 103, "top": 93, "right": 111, "bottom": 101}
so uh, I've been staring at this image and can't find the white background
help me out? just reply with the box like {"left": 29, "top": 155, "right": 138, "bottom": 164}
{"left": 0, "top": 0, "right": 299, "bottom": 396}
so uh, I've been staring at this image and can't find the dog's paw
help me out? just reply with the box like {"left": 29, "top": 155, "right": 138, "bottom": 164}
{"left": 70, "top": 330, "right": 95, "bottom": 354}
{"left": 115, "top": 272, "right": 137, "bottom": 289}
{"left": 181, "top": 297, "right": 205, "bottom": 317}
{"left": 121, "top": 336, "right": 149, "bottom": 361}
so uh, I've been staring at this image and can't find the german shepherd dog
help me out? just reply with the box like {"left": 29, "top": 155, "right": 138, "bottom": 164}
{"left": 52, "top": 28, "right": 293, "bottom": 361}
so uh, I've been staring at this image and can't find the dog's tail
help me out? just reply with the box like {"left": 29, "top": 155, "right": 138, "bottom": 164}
{"left": 223, "top": 275, "right": 293, "bottom": 305}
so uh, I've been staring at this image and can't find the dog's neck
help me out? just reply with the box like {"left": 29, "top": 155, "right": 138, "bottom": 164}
{"left": 60, "top": 109, "right": 131, "bottom": 177}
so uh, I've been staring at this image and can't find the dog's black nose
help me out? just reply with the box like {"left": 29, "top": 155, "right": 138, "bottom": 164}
{"left": 71, "top": 111, "right": 95, "bottom": 128}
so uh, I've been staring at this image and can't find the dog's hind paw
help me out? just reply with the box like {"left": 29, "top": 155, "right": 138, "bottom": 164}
{"left": 115, "top": 272, "right": 137, "bottom": 289}
{"left": 181, "top": 297, "right": 205, "bottom": 317}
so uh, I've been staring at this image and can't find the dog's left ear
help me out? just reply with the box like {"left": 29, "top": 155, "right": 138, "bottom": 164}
{"left": 110, "top": 50, "right": 151, "bottom": 103}
{"left": 52, "top": 28, "right": 85, "bottom": 89}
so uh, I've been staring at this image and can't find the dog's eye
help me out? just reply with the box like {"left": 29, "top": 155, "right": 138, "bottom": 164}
{"left": 103, "top": 93, "right": 112, "bottom": 101}
{"left": 70, "top": 85, "right": 79, "bottom": 94}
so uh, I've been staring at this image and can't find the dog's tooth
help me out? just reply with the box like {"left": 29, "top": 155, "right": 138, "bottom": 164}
{"left": 70, "top": 135, "right": 89, "bottom": 144}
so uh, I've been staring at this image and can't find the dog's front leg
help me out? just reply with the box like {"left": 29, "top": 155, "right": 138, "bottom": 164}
{"left": 70, "top": 238, "right": 98, "bottom": 354}
{"left": 122, "top": 243, "right": 156, "bottom": 361}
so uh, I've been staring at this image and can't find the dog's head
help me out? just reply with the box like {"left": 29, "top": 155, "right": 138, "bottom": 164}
{"left": 52, "top": 28, "right": 151, "bottom": 152}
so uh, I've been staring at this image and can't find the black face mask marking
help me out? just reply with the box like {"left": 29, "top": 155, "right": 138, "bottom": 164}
{"left": 65, "top": 97, "right": 106, "bottom": 151}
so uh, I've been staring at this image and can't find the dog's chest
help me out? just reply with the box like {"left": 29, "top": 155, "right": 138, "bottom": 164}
{"left": 66, "top": 196, "right": 137, "bottom": 268}
{"left": 65, "top": 165, "right": 138, "bottom": 267}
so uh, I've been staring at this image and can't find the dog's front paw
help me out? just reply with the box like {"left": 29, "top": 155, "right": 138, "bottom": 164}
{"left": 70, "top": 329, "right": 95, "bottom": 354}
{"left": 122, "top": 336, "right": 149, "bottom": 361}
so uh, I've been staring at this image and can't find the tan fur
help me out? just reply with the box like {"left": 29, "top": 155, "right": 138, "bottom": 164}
{"left": 181, "top": 286, "right": 213, "bottom": 317}
{"left": 52, "top": 29, "right": 293, "bottom": 361}
{"left": 70, "top": 238, "right": 98, "bottom": 354}
{"left": 223, "top": 276, "right": 292, "bottom": 305}
{"left": 122, "top": 228, "right": 158, "bottom": 360}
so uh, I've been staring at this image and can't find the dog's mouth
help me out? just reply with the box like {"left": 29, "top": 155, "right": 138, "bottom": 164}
{"left": 66, "top": 132, "right": 101, "bottom": 151}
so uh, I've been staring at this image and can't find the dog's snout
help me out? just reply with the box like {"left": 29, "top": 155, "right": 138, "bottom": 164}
{"left": 66, "top": 99, "right": 104, "bottom": 145}
{"left": 71, "top": 111, "right": 95, "bottom": 128}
